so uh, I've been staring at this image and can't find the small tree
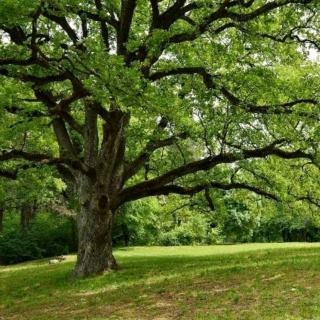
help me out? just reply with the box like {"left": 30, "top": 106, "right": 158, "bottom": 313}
{"left": 0, "top": 0, "right": 319, "bottom": 277}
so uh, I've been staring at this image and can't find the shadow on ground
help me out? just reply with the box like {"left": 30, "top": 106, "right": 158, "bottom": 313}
{"left": 1, "top": 246, "right": 320, "bottom": 319}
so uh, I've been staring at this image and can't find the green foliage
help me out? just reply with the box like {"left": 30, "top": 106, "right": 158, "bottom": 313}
{"left": 0, "top": 212, "right": 77, "bottom": 264}
{"left": 0, "top": 229, "right": 43, "bottom": 264}
{"left": 158, "top": 213, "right": 210, "bottom": 246}
{"left": 112, "top": 191, "right": 320, "bottom": 247}
{"left": 113, "top": 199, "right": 160, "bottom": 245}
{"left": 113, "top": 197, "right": 216, "bottom": 246}
{"left": 253, "top": 206, "right": 320, "bottom": 243}
{"left": 0, "top": 0, "right": 39, "bottom": 25}
{"left": 218, "top": 198, "right": 257, "bottom": 243}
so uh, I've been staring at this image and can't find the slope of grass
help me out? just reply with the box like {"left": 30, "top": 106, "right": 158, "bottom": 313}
{"left": 1, "top": 243, "right": 320, "bottom": 319}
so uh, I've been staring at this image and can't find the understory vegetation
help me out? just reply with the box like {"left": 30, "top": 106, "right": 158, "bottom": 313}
{"left": 1, "top": 194, "right": 320, "bottom": 265}
{"left": 0, "top": 213, "right": 77, "bottom": 264}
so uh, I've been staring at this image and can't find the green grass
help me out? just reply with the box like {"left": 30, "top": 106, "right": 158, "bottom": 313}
{"left": 2, "top": 243, "right": 320, "bottom": 319}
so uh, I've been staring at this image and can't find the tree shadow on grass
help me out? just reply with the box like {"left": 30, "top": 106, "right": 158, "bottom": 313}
{"left": 2, "top": 247, "right": 320, "bottom": 319}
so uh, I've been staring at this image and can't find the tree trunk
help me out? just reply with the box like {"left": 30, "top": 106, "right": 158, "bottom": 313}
{"left": 20, "top": 203, "right": 35, "bottom": 230}
{"left": 73, "top": 172, "right": 120, "bottom": 277}
{"left": 73, "top": 108, "right": 129, "bottom": 277}
{"left": 0, "top": 207, "right": 3, "bottom": 232}
{"left": 121, "top": 223, "right": 130, "bottom": 246}
{"left": 74, "top": 204, "right": 117, "bottom": 277}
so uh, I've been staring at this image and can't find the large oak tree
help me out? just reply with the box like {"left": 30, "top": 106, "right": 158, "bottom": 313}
{"left": 0, "top": 0, "right": 319, "bottom": 277}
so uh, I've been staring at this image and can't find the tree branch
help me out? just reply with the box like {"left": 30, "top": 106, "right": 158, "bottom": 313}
{"left": 0, "top": 168, "right": 18, "bottom": 180}
{"left": 128, "top": 0, "right": 314, "bottom": 70}
{"left": 150, "top": 66, "right": 318, "bottom": 117}
{"left": 119, "top": 180, "right": 278, "bottom": 204}
{"left": 42, "top": 9, "right": 85, "bottom": 51}
{"left": 119, "top": 140, "right": 316, "bottom": 204}
{"left": 0, "top": 149, "right": 91, "bottom": 174}
{"left": 117, "top": 0, "right": 137, "bottom": 55}
{"left": 94, "top": 0, "right": 110, "bottom": 51}
{"left": 124, "top": 132, "right": 187, "bottom": 181}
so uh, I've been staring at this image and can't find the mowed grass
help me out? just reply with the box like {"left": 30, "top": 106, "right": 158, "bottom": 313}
{"left": 2, "top": 243, "right": 320, "bottom": 319}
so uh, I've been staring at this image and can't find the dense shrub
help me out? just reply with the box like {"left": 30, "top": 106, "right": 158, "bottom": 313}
{"left": 2, "top": 197, "right": 319, "bottom": 266}
{"left": 252, "top": 215, "right": 320, "bottom": 243}
{"left": 113, "top": 199, "right": 160, "bottom": 246}
{"left": 157, "top": 214, "right": 210, "bottom": 246}
{"left": 0, "top": 212, "right": 77, "bottom": 264}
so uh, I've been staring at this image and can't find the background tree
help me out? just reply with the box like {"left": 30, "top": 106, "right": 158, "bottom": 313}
{"left": 0, "top": 0, "right": 319, "bottom": 277}
{"left": 0, "top": 168, "right": 77, "bottom": 265}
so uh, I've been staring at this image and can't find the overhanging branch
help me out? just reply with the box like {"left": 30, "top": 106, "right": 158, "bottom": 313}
{"left": 124, "top": 132, "right": 187, "bottom": 181}
{"left": 119, "top": 180, "right": 278, "bottom": 205}
{"left": 150, "top": 67, "right": 318, "bottom": 117}
{"left": 0, "top": 149, "right": 91, "bottom": 174}
{"left": 119, "top": 140, "right": 317, "bottom": 204}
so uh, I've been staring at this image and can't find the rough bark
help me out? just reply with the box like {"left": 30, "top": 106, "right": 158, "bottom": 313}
{"left": 74, "top": 200, "right": 117, "bottom": 277}
{"left": 73, "top": 109, "right": 129, "bottom": 277}
{"left": 73, "top": 171, "right": 121, "bottom": 277}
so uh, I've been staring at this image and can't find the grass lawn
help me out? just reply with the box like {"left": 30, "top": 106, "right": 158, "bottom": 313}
{"left": 1, "top": 243, "right": 320, "bottom": 319}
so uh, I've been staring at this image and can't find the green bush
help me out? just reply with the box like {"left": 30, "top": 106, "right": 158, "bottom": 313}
{"left": 113, "top": 199, "right": 160, "bottom": 246}
{"left": 158, "top": 214, "right": 210, "bottom": 246}
{"left": 206, "top": 227, "right": 225, "bottom": 244}
{"left": 0, "top": 212, "right": 77, "bottom": 265}
{"left": 0, "top": 231, "right": 43, "bottom": 264}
